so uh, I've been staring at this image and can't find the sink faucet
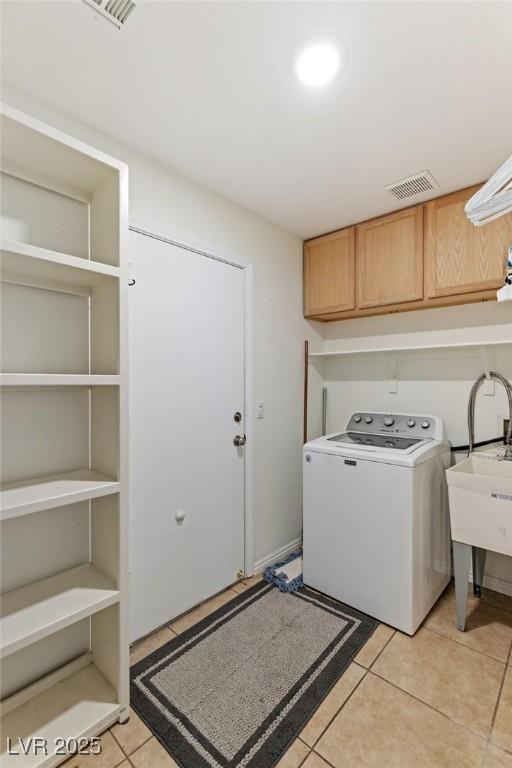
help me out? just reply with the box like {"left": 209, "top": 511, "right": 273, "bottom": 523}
{"left": 467, "top": 371, "right": 512, "bottom": 456}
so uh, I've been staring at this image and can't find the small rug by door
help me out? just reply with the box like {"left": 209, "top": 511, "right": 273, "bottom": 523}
{"left": 264, "top": 549, "right": 303, "bottom": 592}
{"left": 131, "top": 582, "right": 378, "bottom": 768}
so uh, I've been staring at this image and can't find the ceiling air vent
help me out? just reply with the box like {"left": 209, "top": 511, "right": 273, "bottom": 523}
{"left": 82, "top": 0, "right": 137, "bottom": 28}
{"left": 385, "top": 171, "right": 438, "bottom": 201}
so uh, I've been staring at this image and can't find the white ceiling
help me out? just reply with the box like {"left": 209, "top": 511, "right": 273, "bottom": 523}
{"left": 1, "top": 1, "right": 511, "bottom": 238}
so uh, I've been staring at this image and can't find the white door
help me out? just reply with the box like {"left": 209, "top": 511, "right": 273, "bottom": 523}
{"left": 129, "top": 230, "right": 246, "bottom": 641}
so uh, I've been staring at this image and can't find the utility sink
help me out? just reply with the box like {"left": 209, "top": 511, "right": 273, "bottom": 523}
{"left": 447, "top": 453, "right": 512, "bottom": 556}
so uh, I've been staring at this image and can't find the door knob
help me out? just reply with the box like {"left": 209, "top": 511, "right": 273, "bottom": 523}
{"left": 233, "top": 435, "right": 246, "bottom": 447}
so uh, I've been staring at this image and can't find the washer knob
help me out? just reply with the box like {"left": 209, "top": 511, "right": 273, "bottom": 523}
{"left": 353, "top": 415, "right": 362, "bottom": 423}
{"left": 407, "top": 419, "right": 416, "bottom": 428}
{"left": 384, "top": 417, "right": 395, "bottom": 427}
{"left": 364, "top": 416, "right": 373, "bottom": 424}
{"left": 421, "top": 420, "right": 430, "bottom": 429}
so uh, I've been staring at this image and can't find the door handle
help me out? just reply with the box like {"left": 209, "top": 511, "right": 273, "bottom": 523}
{"left": 233, "top": 435, "right": 246, "bottom": 447}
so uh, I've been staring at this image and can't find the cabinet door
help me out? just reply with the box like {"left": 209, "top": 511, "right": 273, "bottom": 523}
{"left": 356, "top": 206, "right": 423, "bottom": 309}
{"left": 304, "top": 228, "right": 355, "bottom": 316}
{"left": 425, "top": 186, "right": 512, "bottom": 298}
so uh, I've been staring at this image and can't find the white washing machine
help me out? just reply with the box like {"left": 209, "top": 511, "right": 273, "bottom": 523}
{"left": 303, "top": 412, "right": 451, "bottom": 635}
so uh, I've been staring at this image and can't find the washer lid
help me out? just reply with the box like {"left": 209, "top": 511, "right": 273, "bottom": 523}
{"left": 327, "top": 431, "right": 423, "bottom": 451}
{"left": 304, "top": 433, "right": 447, "bottom": 467}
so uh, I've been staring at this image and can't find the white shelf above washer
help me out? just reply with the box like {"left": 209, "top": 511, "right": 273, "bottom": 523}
{"left": 0, "top": 563, "right": 119, "bottom": 658}
{"left": 0, "top": 469, "right": 119, "bottom": 521}
{"left": 308, "top": 339, "right": 512, "bottom": 359}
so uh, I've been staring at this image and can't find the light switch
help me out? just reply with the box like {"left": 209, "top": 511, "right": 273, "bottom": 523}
{"left": 256, "top": 401, "right": 264, "bottom": 419}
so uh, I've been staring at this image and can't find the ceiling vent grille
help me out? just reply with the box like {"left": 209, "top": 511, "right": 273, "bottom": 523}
{"left": 385, "top": 171, "right": 438, "bottom": 201}
{"left": 82, "top": 0, "right": 137, "bottom": 28}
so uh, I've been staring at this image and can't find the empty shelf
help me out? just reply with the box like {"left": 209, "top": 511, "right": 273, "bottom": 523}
{"left": 0, "top": 563, "right": 119, "bottom": 658}
{"left": 308, "top": 339, "right": 512, "bottom": 358}
{"left": 0, "top": 469, "right": 119, "bottom": 520}
{"left": 0, "top": 662, "right": 119, "bottom": 768}
{"left": 0, "top": 374, "right": 120, "bottom": 386}
{"left": 1, "top": 239, "right": 120, "bottom": 290}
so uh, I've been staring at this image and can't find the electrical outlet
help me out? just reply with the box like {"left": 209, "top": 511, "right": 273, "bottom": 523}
{"left": 256, "top": 401, "right": 264, "bottom": 419}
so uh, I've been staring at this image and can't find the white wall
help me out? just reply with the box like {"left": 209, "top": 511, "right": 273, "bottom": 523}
{"left": 307, "top": 300, "right": 512, "bottom": 594}
{"left": 2, "top": 83, "right": 322, "bottom": 568}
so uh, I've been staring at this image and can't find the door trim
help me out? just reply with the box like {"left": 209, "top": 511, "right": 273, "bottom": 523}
{"left": 128, "top": 222, "right": 254, "bottom": 578}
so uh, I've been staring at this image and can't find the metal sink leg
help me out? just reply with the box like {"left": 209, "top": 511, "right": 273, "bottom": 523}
{"left": 453, "top": 541, "right": 472, "bottom": 631}
{"left": 472, "top": 547, "right": 487, "bottom": 598}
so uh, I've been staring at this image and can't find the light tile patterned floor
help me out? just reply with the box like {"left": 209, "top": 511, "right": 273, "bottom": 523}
{"left": 65, "top": 577, "right": 512, "bottom": 768}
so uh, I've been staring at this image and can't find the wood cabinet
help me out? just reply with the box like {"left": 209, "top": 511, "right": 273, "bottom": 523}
{"left": 356, "top": 206, "right": 423, "bottom": 309}
{"left": 425, "top": 186, "right": 512, "bottom": 299}
{"left": 304, "top": 228, "right": 355, "bottom": 316}
{"left": 304, "top": 184, "right": 511, "bottom": 321}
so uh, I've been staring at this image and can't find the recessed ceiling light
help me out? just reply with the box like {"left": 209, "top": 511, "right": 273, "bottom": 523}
{"left": 295, "top": 41, "right": 341, "bottom": 87}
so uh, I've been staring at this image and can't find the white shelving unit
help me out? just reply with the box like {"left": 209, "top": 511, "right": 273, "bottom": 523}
{"left": 0, "top": 103, "right": 128, "bottom": 767}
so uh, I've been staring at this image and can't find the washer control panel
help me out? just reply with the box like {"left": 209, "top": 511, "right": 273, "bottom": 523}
{"left": 346, "top": 412, "right": 440, "bottom": 440}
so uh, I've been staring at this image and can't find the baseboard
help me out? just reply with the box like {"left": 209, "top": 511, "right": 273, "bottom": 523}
{"left": 471, "top": 572, "right": 512, "bottom": 598}
{"left": 253, "top": 537, "right": 302, "bottom": 574}
{"left": 253, "top": 545, "right": 512, "bottom": 598}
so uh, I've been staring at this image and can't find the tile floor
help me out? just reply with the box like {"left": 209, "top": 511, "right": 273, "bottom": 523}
{"left": 64, "top": 576, "right": 512, "bottom": 768}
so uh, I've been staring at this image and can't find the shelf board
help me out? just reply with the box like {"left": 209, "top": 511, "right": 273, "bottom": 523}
{"left": 1, "top": 239, "right": 119, "bottom": 293}
{"left": 309, "top": 339, "right": 512, "bottom": 359}
{"left": 2, "top": 103, "right": 125, "bottom": 201}
{"left": 0, "top": 661, "right": 119, "bottom": 768}
{"left": 0, "top": 469, "right": 119, "bottom": 521}
{"left": 0, "top": 563, "right": 119, "bottom": 658}
{"left": 0, "top": 374, "right": 120, "bottom": 386}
